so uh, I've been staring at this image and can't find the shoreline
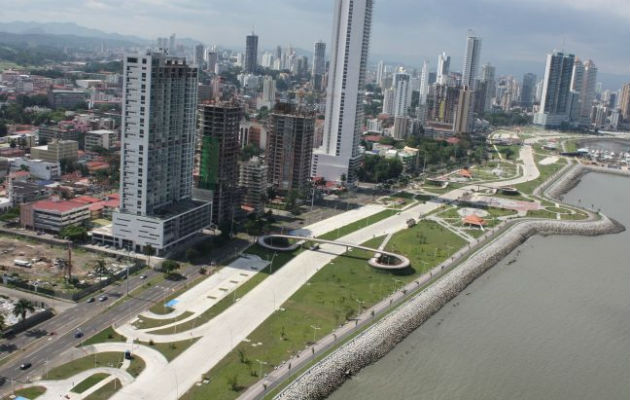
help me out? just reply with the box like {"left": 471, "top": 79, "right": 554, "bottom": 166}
{"left": 274, "top": 167, "right": 627, "bottom": 400}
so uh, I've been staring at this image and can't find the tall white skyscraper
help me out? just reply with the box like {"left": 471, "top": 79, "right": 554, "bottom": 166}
{"left": 312, "top": 0, "right": 373, "bottom": 183}
{"left": 578, "top": 60, "right": 598, "bottom": 125}
{"left": 480, "top": 63, "right": 496, "bottom": 111}
{"left": 312, "top": 41, "right": 327, "bottom": 76}
{"left": 376, "top": 60, "right": 385, "bottom": 87}
{"left": 194, "top": 44, "right": 205, "bottom": 68}
{"left": 462, "top": 31, "right": 482, "bottom": 89}
{"left": 534, "top": 51, "right": 575, "bottom": 128}
{"left": 382, "top": 88, "right": 395, "bottom": 115}
{"left": 111, "top": 51, "right": 211, "bottom": 254}
{"left": 393, "top": 72, "right": 411, "bottom": 117}
{"left": 437, "top": 52, "right": 450, "bottom": 85}
{"left": 419, "top": 60, "right": 429, "bottom": 105}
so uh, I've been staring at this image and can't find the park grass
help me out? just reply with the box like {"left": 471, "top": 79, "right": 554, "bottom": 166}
{"left": 133, "top": 311, "right": 194, "bottom": 329}
{"left": 81, "top": 326, "right": 126, "bottom": 346}
{"left": 83, "top": 379, "right": 122, "bottom": 400}
{"left": 514, "top": 156, "right": 567, "bottom": 194}
{"left": 141, "top": 338, "right": 199, "bottom": 361}
{"left": 2, "top": 386, "right": 46, "bottom": 400}
{"left": 45, "top": 353, "right": 123, "bottom": 380}
{"left": 318, "top": 209, "right": 398, "bottom": 240}
{"left": 127, "top": 355, "right": 146, "bottom": 377}
{"left": 70, "top": 373, "right": 109, "bottom": 393}
{"left": 527, "top": 209, "right": 559, "bottom": 219}
{"left": 180, "top": 220, "right": 466, "bottom": 400}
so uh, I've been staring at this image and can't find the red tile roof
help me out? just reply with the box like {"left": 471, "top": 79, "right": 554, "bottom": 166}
{"left": 33, "top": 199, "right": 88, "bottom": 213}
{"left": 462, "top": 214, "right": 487, "bottom": 226}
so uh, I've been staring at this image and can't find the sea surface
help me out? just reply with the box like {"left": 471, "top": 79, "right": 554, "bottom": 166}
{"left": 328, "top": 172, "right": 630, "bottom": 400}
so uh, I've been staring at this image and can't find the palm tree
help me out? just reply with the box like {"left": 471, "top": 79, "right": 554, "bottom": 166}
{"left": 13, "top": 299, "right": 35, "bottom": 321}
{"left": 93, "top": 259, "right": 109, "bottom": 281}
{"left": 143, "top": 244, "right": 155, "bottom": 268}
{"left": 0, "top": 314, "right": 5, "bottom": 331}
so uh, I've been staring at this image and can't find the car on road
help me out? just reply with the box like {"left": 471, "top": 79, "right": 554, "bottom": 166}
{"left": 19, "top": 363, "right": 31, "bottom": 370}
{"left": 98, "top": 295, "right": 108, "bottom": 302}
{"left": 86, "top": 297, "right": 95, "bottom": 303}
{"left": 74, "top": 331, "right": 83, "bottom": 339}
{"left": 139, "top": 275, "right": 147, "bottom": 280}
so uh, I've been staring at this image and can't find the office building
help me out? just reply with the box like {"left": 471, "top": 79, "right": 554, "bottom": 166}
{"left": 437, "top": 52, "right": 450, "bottom": 85}
{"left": 534, "top": 51, "right": 575, "bottom": 128}
{"left": 47, "top": 89, "right": 87, "bottom": 109}
{"left": 206, "top": 48, "right": 218, "bottom": 73}
{"left": 313, "top": 41, "right": 327, "bottom": 76}
{"left": 244, "top": 32, "right": 259, "bottom": 74}
{"left": 454, "top": 87, "right": 474, "bottom": 133}
{"left": 312, "top": 0, "right": 373, "bottom": 183}
{"left": 376, "top": 60, "right": 385, "bottom": 87}
{"left": 577, "top": 60, "right": 598, "bottom": 125}
{"left": 462, "top": 31, "right": 482, "bottom": 89}
{"left": 620, "top": 83, "right": 630, "bottom": 122}
{"left": 112, "top": 51, "right": 211, "bottom": 255}
{"left": 382, "top": 88, "right": 395, "bottom": 115}
{"left": 21, "top": 200, "right": 90, "bottom": 233}
{"left": 194, "top": 44, "right": 205, "bottom": 68}
{"left": 425, "top": 84, "right": 460, "bottom": 130}
{"left": 520, "top": 73, "right": 537, "bottom": 108}
{"left": 267, "top": 103, "right": 314, "bottom": 192}
{"left": 85, "top": 129, "right": 117, "bottom": 151}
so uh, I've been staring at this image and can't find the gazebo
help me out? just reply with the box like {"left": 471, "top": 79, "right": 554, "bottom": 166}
{"left": 462, "top": 214, "right": 487, "bottom": 230}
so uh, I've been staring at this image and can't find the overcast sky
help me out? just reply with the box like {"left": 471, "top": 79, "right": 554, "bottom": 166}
{"left": 3, "top": 0, "right": 629, "bottom": 88}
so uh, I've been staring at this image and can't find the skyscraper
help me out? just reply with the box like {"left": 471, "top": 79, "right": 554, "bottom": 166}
{"left": 206, "top": 47, "right": 218, "bottom": 73}
{"left": 376, "top": 60, "right": 385, "bottom": 87}
{"left": 419, "top": 61, "right": 429, "bottom": 105}
{"left": 480, "top": 63, "right": 496, "bottom": 111}
{"left": 462, "top": 31, "right": 482, "bottom": 89}
{"left": 313, "top": 41, "right": 327, "bottom": 76}
{"left": 534, "top": 51, "right": 575, "bottom": 128}
{"left": 267, "top": 103, "right": 315, "bottom": 192}
{"left": 312, "top": 0, "right": 373, "bottom": 183}
{"left": 112, "top": 51, "right": 211, "bottom": 254}
{"left": 520, "top": 72, "right": 537, "bottom": 108}
{"left": 197, "top": 103, "right": 241, "bottom": 226}
{"left": 382, "top": 88, "right": 395, "bottom": 115}
{"left": 168, "top": 33, "right": 176, "bottom": 54}
{"left": 578, "top": 60, "right": 597, "bottom": 125}
{"left": 454, "top": 87, "right": 474, "bottom": 134}
{"left": 194, "top": 44, "right": 205, "bottom": 68}
{"left": 239, "top": 156, "right": 268, "bottom": 215}
{"left": 244, "top": 32, "right": 259, "bottom": 74}
{"left": 620, "top": 83, "right": 630, "bottom": 122}
{"left": 393, "top": 72, "right": 411, "bottom": 117}
{"left": 436, "top": 52, "right": 450, "bottom": 85}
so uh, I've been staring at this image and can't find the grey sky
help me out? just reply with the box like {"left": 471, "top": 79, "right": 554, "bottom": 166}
{"left": 2, "top": 0, "right": 628, "bottom": 87}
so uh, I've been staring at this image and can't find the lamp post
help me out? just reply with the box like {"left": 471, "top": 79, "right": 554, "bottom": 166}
{"left": 255, "top": 359, "right": 268, "bottom": 379}
{"left": 310, "top": 324, "right": 321, "bottom": 344}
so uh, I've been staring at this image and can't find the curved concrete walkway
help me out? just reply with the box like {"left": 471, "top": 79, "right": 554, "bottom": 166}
{"left": 33, "top": 367, "right": 133, "bottom": 400}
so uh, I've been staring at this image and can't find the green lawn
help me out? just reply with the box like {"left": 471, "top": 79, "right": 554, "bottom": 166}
{"left": 140, "top": 338, "right": 199, "bottom": 361}
{"left": 127, "top": 355, "right": 146, "bottom": 377}
{"left": 2, "top": 386, "right": 46, "bottom": 400}
{"left": 83, "top": 379, "right": 122, "bottom": 400}
{"left": 81, "top": 326, "right": 126, "bottom": 346}
{"left": 46, "top": 353, "right": 123, "bottom": 380}
{"left": 133, "top": 311, "right": 194, "bottom": 330}
{"left": 71, "top": 373, "right": 109, "bottom": 393}
{"left": 181, "top": 220, "right": 466, "bottom": 400}
{"left": 318, "top": 209, "right": 398, "bottom": 241}
{"left": 527, "top": 209, "right": 558, "bottom": 219}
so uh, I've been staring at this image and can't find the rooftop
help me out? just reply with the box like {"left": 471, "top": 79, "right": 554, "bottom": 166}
{"left": 32, "top": 199, "right": 88, "bottom": 213}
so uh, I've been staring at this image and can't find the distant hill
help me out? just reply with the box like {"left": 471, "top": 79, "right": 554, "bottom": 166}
{"left": 0, "top": 21, "right": 149, "bottom": 45}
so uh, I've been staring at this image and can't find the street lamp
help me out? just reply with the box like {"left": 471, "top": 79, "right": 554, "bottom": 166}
{"left": 255, "top": 359, "right": 268, "bottom": 378}
{"left": 310, "top": 324, "right": 321, "bottom": 344}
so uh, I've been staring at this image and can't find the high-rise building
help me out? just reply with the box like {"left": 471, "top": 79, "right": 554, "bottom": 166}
{"left": 425, "top": 84, "right": 460, "bottom": 130}
{"left": 239, "top": 156, "right": 268, "bottom": 215}
{"left": 267, "top": 103, "right": 314, "bottom": 192}
{"left": 393, "top": 72, "right": 411, "bottom": 117}
{"left": 620, "top": 83, "right": 630, "bottom": 122}
{"left": 419, "top": 61, "right": 429, "bottom": 105}
{"left": 437, "top": 52, "right": 450, "bottom": 85}
{"left": 520, "top": 73, "right": 537, "bottom": 107}
{"left": 376, "top": 60, "right": 385, "bottom": 87}
{"left": 261, "top": 52, "right": 274, "bottom": 68}
{"left": 206, "top": 48, "right": 218, "bottom": 73}
{"left": 313, "top": 41, "right": 327, "bottom": 76}
{"left": 197, "top": 103, "right": 241, "bottom": 227}
{"left": 312, "top": 0, "right": 373, "bottom": 183}
{"left": 454, "top": 87, "right": 474, "bottom": 133}
{"left": 534, "top": 51, "right": 575, "bottom": 128}
{"left": 571, "top": 59, "right": 584, "bottom": 92}
{"left": 259, "top": 76, "right": 276, "bottom": 109}
{"left": 194, "top": 44, "right": 205, "bottom": 68}
{"left": 112, "top": 51, "right": 211, "bottom": 254}
{"left": 462, "top": 31, "right": 482, "bottom": 89}
{"left": 244, "top": 32, "right": 259, "bottom": 74}
{"left": 480, "top": 63, "right": 496, "bottom": 111}
{"left": 578, "top": 60, "right": 597, "bottom": 125}
{"left": 168, "top": 33, "right": 176, "bottom": 54}
{"left": 382, "top": 88, "right": 395, "bottom": 115}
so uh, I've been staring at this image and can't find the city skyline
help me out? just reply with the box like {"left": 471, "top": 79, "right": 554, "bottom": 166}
{"left": 1, "top": 0, "right": 627, "bottom": 88}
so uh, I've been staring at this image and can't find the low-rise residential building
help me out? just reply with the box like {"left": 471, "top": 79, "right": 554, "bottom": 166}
{"left": 8, "top": 180, "right": 51, "bottom": 206}
{"left": 31, "top": 140, "right": 79, "bottom": 163}
{"left": 20, "top": 199, "right": 90, "bottom": 233}
{"left": 85, "top": 129, "right": 117, "bottom": 151}
{"left": 47, "top": 89, "right": 88, "bottom": 109}
{"left": 10, "top": 158, "right": 60, "bottom": 180}
{"left": 38, "top": 125, "right": 83, "bottom": 148}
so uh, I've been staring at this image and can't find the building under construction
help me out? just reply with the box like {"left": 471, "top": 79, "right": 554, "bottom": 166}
{"left": 197, "top": 102, "right": 242, "bottom": 227}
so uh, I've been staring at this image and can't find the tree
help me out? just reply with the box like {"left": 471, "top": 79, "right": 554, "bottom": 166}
{"left": 161, "top": 260, "right": 180, "bottom": 275}
{"left": 13, "top": 299, "right": 35, "bottom": 321}
{"left": 93, "top": 259, "right": 109, "bottom": 281}
{"left": 0, "top": 313, "right": 4, "bottom": 331}
{"left": 59, "top": 225, "right": 88, "bottom": 242}
{"left": 143, "top": 244, "right": 155, "bottom": 268}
